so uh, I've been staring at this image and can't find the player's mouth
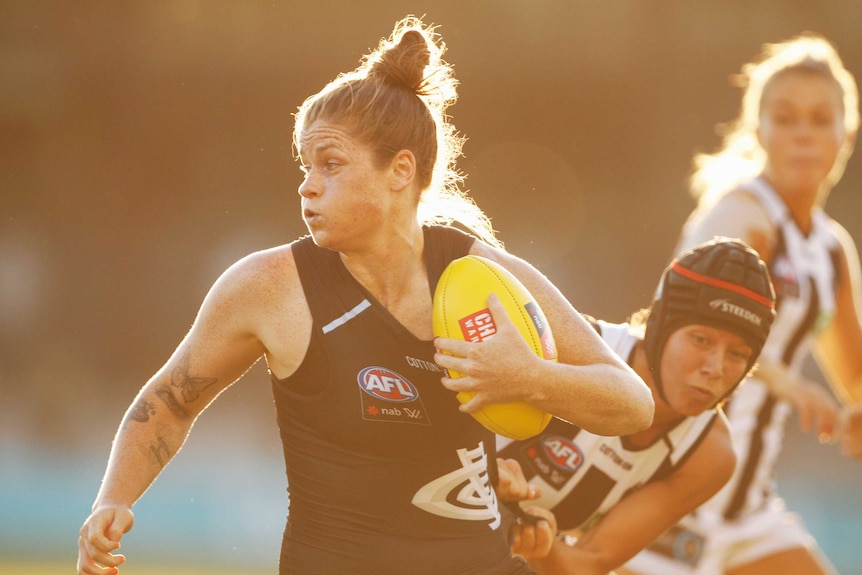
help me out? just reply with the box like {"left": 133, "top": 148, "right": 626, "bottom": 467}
{"left": 688, "top": 385, "right": 715, "bottom": 402}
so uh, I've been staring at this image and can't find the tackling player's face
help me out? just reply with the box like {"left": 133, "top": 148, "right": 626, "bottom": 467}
{"left": 660, "top": 324, "right": 753, "bottom": 416}
{"left": 758, "top": 70, "right": 848, "bottom": 197}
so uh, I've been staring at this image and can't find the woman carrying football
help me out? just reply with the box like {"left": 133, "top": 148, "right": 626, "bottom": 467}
{"left": 76, "top": 15, "right": 652, "bottom": 575}
{"left": 625, "top": 33, "right": 862, "bottom": 575}
{"left": 499, "top": 238, "right": 777, "bottom": 575}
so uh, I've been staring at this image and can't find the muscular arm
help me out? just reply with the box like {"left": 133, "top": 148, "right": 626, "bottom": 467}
{"left": 78, "top": 247, "right": 305, "bottom": 575}
{"left": 530, "top": 416, "right": 736, "bottom": 575}
{"left": 464, "top": 243, "right": 653, "bottom": 436}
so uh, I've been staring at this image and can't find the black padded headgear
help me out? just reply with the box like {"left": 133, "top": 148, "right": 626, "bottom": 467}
{"left": 643, "top": 237, "right": 776, "bottom": 403}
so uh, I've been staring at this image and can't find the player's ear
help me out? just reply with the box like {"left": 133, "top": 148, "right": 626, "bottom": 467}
{"left": 389, "top": 149, "right": 416, "bottom": 192}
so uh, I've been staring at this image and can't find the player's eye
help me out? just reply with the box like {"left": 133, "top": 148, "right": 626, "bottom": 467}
{"left": 812, "top": 112, "right": 834, "bottom": 127}
{"left": 689, "top": 333, "right": 708, "bottom": 346}
{"left": 773, "top": 112, "right": 795, "bottom": 126}
{"left": 729, "top": 348, "right": 752, "bottom": 362}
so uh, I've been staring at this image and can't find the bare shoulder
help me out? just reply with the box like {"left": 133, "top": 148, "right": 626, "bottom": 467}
{"left": 195, "top": 242, "right": 306, "bottom": 341}
{"left": 466, "top": 241, "right": 577, "bottom": 317}
{"left": 679, "top": 189, "right": 775, "bottom": 259}
{"left": 468, "top": 240, "right": 516, "bottom": 263}
{"left": 201, "top": 242, "right": 312, "bottom": 378}
{"left": 211, "top": 243, "right": 301, "bottom": 303}
{"left": 468, "top": 241, "right": 600, "bottom": 355}
{"left": 227, "top": 243, "right": 297, "bottom": 280}
{"left": 468, "top": 241, "right": 551, "bottom": 288}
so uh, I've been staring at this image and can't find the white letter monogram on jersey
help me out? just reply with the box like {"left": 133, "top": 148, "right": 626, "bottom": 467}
{"left": 411, "top": 441, "right": 502, "bottom": 529}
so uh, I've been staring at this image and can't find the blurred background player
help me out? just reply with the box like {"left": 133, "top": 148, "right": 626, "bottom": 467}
{"left": 498, "top": 238, "right": 777, "bottom": 575}
{"left": 624, "top": 33, "right": 862, "bottom": 575}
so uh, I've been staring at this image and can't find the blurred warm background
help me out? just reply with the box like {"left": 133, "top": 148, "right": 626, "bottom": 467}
{"left": 1, "top": 2, "right": 860, "bottom": 573}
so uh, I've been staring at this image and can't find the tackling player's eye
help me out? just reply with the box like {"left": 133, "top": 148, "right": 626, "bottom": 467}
{"left": 729, "top": 348, "right": 752, "bottom": 362}
{"left": 689, "top": 333, "right": 709, "bottom": 346}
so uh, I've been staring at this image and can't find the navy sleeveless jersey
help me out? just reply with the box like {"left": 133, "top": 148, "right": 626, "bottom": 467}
{"left": 271, "top": 226, "right": 532, "bottom": 575}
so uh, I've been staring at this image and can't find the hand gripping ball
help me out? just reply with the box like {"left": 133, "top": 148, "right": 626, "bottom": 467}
{"left": 432, "top": 255, "right": 556, "bottom": 440}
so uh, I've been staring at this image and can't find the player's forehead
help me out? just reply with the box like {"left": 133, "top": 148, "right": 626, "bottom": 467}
{"left": 762, "top": 70, "right": 843, "bottom": 111}
{"left": 673, "top": 324, "right": 751, "bottom": 347}
{"left": 298, "top": 121, "right": 358, "bottom": 157}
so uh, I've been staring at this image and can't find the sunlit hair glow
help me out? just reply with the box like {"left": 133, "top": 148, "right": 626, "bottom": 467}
{"left": 292, "top": 16, "right": 500, "bottom": 247}
{"left": 689, "top": 33, "right": 859, "bottom": 214}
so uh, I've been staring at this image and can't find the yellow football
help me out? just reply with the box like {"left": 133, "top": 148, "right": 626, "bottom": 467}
{"left": 432, "top": 255, "right": 556, "bottom": 440}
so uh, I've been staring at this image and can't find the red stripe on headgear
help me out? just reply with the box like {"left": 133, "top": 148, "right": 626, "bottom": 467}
{"left": 672, "top": 263, "right": 776, "bottom": 309}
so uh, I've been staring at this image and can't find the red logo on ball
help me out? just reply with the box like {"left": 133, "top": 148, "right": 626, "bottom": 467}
{"left": 459, "top": 309, "right": 497, "bottom": 342}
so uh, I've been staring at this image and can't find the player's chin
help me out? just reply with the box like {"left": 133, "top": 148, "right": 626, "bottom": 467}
{"left": 307, "top": 227, "right": 338, "bottom": 250}
{"left": 676, "top": 396, "right": 713, "bottom": 417}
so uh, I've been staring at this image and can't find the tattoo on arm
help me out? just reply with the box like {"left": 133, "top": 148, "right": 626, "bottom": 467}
{"left": 139, "top": 425, "right": 181, "bottom": 469}
{"left": 124, "top": 351, "right": 214, "bottom": 429}
{"left": 155, "top": 384, "right": 190, "bottom": 418}
{"left": 146, "top": 436, "right": 173, "bottom": 468}
{"left": 171, "top": 351, "right": 218, "bottom": 403}
{"left": 129, "top": 397, "right": 156, "bottom": 423}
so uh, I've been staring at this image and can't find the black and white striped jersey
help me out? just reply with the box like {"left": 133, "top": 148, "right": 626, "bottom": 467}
{"left": 688, "top": 177, "right": 841, "bottom": 522}
{"left": 498, "top": 321, "right": 718, "bottom": 531}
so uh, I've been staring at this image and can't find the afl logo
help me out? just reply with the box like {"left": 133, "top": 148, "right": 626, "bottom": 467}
{"left": 541, "top": 435, "right": 584, "bottom": 471}
{"left": 357, "top": 367, "right": 418, "bottom": 402}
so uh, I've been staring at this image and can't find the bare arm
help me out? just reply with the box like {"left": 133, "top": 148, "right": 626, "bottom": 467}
{"left": 814, "top": 221, "right": 862, "bottom": 405}
{"left": 77, "top": 247, "right": 304, "bottom": 575}
{"left": 811, "top": 223, "right": 862, "bottom": 459}
{"left": 530, "top": 416, "right": 736, "bottom": 575}
{"left": 434, "top": 242, "right": 653, "bottom": 436}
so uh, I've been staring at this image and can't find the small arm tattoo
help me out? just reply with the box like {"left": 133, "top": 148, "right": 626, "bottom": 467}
{"left": 171, "top": 351, "right": 217, "bottom": 403}
{"left": 128, "top": 397, "right": 156, "bottom": 423}
{"left": 139, "top": 425, "right": 181, "bottom": 468}
{"left": 146, "top": 436, "right": 173, "bottom": 468}
{"left": 155, "top": 384, "right": 190, "bottom": 418}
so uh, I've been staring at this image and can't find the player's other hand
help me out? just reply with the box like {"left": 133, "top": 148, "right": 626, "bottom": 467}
{"left": 77, "top": 505, "right": 134, "bottom": 575}
{"left": 496, "top": 457, "right": 539, "bottom": 502}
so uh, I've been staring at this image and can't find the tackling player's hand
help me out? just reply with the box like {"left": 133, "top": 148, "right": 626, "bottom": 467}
{"left": 510, "top": 505, "right": 557, "bottom": 560}
{"left": 496, "top": 457, "right": 539, "bottom": 502}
